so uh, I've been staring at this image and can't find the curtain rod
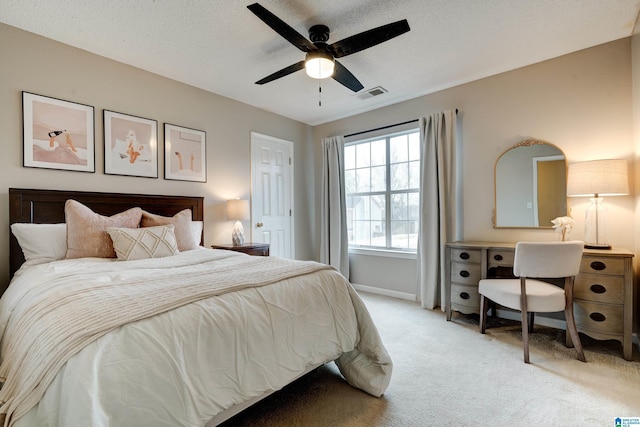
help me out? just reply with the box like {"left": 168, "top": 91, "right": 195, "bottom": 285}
{"left": 344, "top": 119, "right": 417, "bottom": 138}
{"left": 344, "top": 109, "right": 458, "bottom": 139}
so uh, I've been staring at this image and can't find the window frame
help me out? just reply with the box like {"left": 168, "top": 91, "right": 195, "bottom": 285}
{"left": 345, "top": 127, "right": 420, "bottom": 252}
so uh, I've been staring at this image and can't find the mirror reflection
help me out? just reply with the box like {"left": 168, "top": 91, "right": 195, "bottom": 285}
{"left": 494, "top": 140, "right": 567, "bottom": 228}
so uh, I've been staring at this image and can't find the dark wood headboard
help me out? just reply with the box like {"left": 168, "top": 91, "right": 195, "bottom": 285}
{"left": 9, "top": 188, "right": 204, "bottom": 281}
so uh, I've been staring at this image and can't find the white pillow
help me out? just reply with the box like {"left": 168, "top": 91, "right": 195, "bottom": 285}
{"left": 11, "top": 223, "right": 67, "bottom": 266}
{"left": 107, "top": 225, "right": 179, "bottom": 261}
{"left": 191, "top": 221, "right": 203, "bottom": 247}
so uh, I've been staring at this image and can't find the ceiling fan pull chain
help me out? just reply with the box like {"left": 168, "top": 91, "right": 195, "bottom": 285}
{"left": 318, "top": 80, "right": 322, "bottom": 107}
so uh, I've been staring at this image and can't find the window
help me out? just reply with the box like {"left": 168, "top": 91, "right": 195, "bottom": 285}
{"left": 345, "top": 129, "right": 420, "bottom": 251}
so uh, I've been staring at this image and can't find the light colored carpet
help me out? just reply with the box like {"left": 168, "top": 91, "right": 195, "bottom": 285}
{"left": 220, "top": 292, "right": 640, "bottom": 427}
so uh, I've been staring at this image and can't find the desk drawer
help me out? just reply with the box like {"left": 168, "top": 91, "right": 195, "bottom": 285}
{"left": 451, "top": 284, "right": 480, "bottom": 309}
{"left": 488, "top": 248, "right": 514, "bottom": 267}
{"left": 450, "top": 262, "right": 481, "bottom": 285}
{"left": 450, "top": 248, "right": 481, "bottom": 264}
{"left": 574, "top": 274, "right": 624, "bottom": 305}
{"left": 574, "top": 300, "right": 623, "bottom": 335}
{"left": 580, "top": 256, "right": 625, "bottom": 275}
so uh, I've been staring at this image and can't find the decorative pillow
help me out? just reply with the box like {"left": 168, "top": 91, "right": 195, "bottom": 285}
{"left": 191, "top": 220, "right": 203, "bottom": 247}
{"left": 11, "top": 223, "right": 67, "bottom": 266}
{"left": 107, "top": 225, "right": 179, "bottom": 261}
{"left": 140, "top": 209, "right": 196, "bottom": 251}
{"left": 65, "top": 200, "right": 143, "bottom": 259}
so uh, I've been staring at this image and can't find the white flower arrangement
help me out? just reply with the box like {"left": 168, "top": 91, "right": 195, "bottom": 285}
{"left": 551, "top": 216, "right": 574, "bottom": 241}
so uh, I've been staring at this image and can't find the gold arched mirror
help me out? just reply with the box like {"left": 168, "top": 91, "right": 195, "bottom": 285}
{"left": 493, "top": 140, "right": 567, "bottom": 228}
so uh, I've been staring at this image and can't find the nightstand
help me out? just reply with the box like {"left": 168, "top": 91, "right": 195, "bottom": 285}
{"left": 211, "top": 242, "right": 270, "bottom": 256}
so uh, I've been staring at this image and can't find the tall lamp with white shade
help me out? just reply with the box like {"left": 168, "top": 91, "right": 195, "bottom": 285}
{"left": 567, "top": 159, "right": 629, "bottom": 249}
{"left": 227, "top": 199, "right": 250, "bottom": 246}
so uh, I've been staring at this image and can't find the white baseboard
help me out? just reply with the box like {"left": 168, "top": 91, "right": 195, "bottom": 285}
{"left": 351, "top": 283, "right": 416, "bottom": 301}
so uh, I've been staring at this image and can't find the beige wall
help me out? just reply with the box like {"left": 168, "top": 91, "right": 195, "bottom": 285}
{"left": 0, "top": 23, "right": 315, "bottom": 285}
{"left": 314, "top": 38, "right": 636, "bottom": 297}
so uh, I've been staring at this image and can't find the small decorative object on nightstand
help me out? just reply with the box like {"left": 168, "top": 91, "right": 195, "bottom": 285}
{"left": 211, "top": 242, "right": 270, "bottom": 256}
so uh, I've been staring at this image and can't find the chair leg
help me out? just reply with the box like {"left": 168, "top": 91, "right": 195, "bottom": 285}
{"left": 520, "top": 278, "right": 530, "bottom": 364}
{"left": 479, "top": 295, "right": 488, "bottom": 334}
{"left": 564, "top": 277, "right": 586, "bottom": 362}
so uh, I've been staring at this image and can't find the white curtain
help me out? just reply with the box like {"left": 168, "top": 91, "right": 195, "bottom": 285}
{"left": 416, "top": 110, "right": 461, "bottom": 309}
{"left": 320, "top": 136, "right": 349, "bottom": 279}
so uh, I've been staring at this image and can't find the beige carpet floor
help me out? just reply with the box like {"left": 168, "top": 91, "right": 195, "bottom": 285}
{"left": 220, "top": 292, "right": 640, "bottom": 427}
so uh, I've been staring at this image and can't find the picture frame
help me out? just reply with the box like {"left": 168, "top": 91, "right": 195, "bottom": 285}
{"left": 164, "top": 123, "right": 206, "bottom": 182}
{"left": 22, "top": 91, "right": 95, "bottom": 173}
{"left": 104, "top": 110, "right": 158, "bottom": 178}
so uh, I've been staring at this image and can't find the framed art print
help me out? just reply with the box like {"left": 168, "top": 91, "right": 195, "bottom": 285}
{"left": 22, "top": 92, "right": 95, "bottom": 172}
{"left": 164, "top": 123, "right": 206, "bottom": 182}
{"left": 104, "top": 110, "right": 158, "bottom": 178}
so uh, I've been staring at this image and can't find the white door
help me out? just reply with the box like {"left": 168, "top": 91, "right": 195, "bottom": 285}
{"left": 250, "top": 132, "right": 294, "bottom": 258}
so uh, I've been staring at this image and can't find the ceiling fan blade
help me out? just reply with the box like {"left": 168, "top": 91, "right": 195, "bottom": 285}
{"left": 247, "top": 3, "right": 316, "bottom": 53}
{"left": 329, "top": 19, "right": 410, "bottom": 58}
{"left": 332, "top": 60, "right": 364, "bottom": 92}
{"left": 255, "top": 61, "right": 306, "bottom": 85}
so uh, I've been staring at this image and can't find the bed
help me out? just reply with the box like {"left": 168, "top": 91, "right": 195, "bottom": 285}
{"left": 1, "top": 188, "right": 392, "bottom": 427}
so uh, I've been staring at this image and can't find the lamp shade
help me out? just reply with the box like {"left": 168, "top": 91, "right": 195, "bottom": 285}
{"left": 567, "top": 159, "right": 629, "bottom": 197}
{"left": 226, "top": 199, "right": 250, "bottom": 221}
{"left": 305, "top": 50, "right": 335, "bottom": 79}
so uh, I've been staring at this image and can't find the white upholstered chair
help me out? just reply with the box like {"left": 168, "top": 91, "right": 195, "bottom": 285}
{"left": 478, "top": 241, "right": 586, "bottom": 364}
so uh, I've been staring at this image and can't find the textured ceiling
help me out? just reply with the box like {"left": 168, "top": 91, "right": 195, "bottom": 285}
{"left": 2, "top": 0, "right": 640, "bottom": 125}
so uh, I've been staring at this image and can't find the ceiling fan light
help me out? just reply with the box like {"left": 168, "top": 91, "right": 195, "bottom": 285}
{"left": 305, "top": 51, "right": 334, "bottom": 79}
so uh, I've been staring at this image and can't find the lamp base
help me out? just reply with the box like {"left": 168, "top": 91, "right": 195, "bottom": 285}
{"left": 584, "top": 243, "right": 612, "bottom": 250}
{"left": 232, "top": 221, "right": 245, "bottom": 246}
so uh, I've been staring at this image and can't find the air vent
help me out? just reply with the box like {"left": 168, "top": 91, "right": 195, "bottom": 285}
{"left": 356, "top": 86, "right": 387, "bottom": 100}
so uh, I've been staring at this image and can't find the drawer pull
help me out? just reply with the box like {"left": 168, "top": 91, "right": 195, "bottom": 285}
{"left": 459, "top": 270, "right": 470, "bottom": 278}
{"left": 493, "top": 254, "right": 503, "bottom": 261}
{"left": 460, "top": 292, "right": 470, "bottom": 300}
{"left": 589, "top": 261, "right": 606, "bottom": 271}
{"left": 460, "top": 252, "right": 470, "bottom": 260}
{"left": 589, "top": 312, "right": 606, "bottom": 322}
{"left": 589, "top": 284, "right": 607, "bottom": 294}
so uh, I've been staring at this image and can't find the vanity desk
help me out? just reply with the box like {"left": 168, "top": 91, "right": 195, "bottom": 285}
{"left": 445, "top": 241, "right": 635, "bottom": 360}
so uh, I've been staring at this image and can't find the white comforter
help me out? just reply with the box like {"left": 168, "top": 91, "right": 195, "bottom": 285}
{"left": 0, "top": 249, "right": 391, "bottom": 427}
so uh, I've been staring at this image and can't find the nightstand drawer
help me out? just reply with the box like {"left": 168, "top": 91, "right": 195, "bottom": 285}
{"left": 450, "top": 262, "right": 481, "bottom": 285}
{"left": 574, "top": 274, "right": 624, "bottom": 305}
{"left": 580, "top": 256, "right": 625, "bottom": 275}
{"left": 450, "top": 248, "right": 481, "bottom": 264}
{"left": 574, "top": 300, "right": 623, "bottom": 335}
{"left": 451, "top": 284, "right": 480, "bottom": 309}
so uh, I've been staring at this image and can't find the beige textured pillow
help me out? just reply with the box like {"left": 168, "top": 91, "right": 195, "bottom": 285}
{"left": 65, "top": 200, "right": 143, "bottom": 259}
{"left": 140, "top": 209, "right": 196, "bottom": 251}
{"left": 107, "top": 225, "right": 179, "bottom": 261}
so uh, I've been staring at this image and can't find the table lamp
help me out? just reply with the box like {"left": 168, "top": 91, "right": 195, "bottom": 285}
{"left": 227, "top": 199, "right": 250, "bottom": 246}
{"left": 567, "top": 159, "right": 628, "bottom": 249}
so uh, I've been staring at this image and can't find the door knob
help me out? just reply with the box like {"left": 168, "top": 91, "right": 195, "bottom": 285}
{"left": 256, "top": 222, "right": 263, "bottom": 228}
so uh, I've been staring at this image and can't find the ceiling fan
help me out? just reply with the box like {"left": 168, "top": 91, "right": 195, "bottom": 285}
{"left": 247, "top": 3, "right": 410, "bottom": 92}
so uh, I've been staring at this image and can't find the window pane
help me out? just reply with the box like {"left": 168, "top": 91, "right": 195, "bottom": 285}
{"left": 409, "top": 160, "right": 420, "bottom": 190}
{"left": 356, "top": 168, "right": 370, "bottom": 192}
{"left": 391, "top": 193, "right": 407, "bottom": 220}
{"left": 371, "top": 220, "right": 385, "bottom": 247}
{"left": 371, "top": 195, "right": 386, "bottom": 222}
{"left": 408, "top": 132, "right": 420, "bottom": 161}
{"left": 345, "top": 170, "right": 356, "bottom": 193}
{"left": 390, "top": 162, "right": 408, "bottom": 191}
{"left": 356, "top": 143, "right": 370, "bottom": 168}
{"left": 390, "top": 135, "right": 408, "bottom": 163}
{"left": 370, "top": 165, "right": 386, "bottom": 191}
{"left": 353, "top": 220, "right": 370, "bottom": 246}
{"left": 345, "top": 145, "right": 356, "bottom": 170}
{"left": 371, "top": 139, "right": 386, "bottom": 166}
{"left": 408, "top": 192, "right": 420, "bottom": 221}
